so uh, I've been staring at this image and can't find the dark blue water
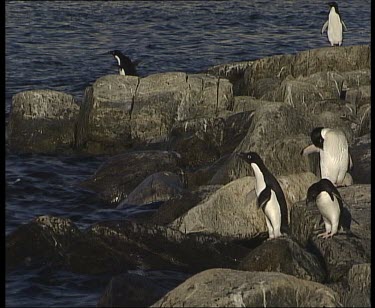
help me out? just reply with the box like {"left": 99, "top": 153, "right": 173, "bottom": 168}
{"left": 5, "top": 1, "right": 371, "bottom": 307}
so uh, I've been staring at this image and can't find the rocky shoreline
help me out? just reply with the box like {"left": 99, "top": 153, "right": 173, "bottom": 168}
{"left": 6, "top": 45, "right": 371, "bottom": 307}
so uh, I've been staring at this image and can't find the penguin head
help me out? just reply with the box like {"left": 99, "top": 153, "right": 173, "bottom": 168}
{"left": 109, "top": 50, "right": 123, "bottom": 57}
{"left": 327, "top": 2, "right": 339, "bottom": 13}
{"left": 310, "top": 127, "right": 324, "bottom": 149}
{"left": 306, "top": 178, "right": 338, "bottom": 205}
{"left": 237, "top": 151, "right": 263, "bottom": 165}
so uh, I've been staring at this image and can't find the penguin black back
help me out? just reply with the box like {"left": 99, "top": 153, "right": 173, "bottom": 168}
{"left": 237, "top": 151, "right": 289, "bottom": 233}
{"left": 109, "top": 50, "right": 138, "bottom": 76}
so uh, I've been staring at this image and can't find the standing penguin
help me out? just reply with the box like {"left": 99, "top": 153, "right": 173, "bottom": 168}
{"left": 306, "top": 178, "right": 351, "bottom": 239}
{"left": 237, "top": 152, "right": 289, "bottom": 239}
{"left": 301, "top": 127, "right": 352, "bottom": 186}
{"left": 108, "top": 50, "right": 140, "bottom": 76}
{"left": 321, "top": 2, "right": 348, "bottom": 46}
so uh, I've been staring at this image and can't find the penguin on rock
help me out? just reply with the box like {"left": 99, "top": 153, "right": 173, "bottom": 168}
{"left": 321, "top": 2, "right": 348, "bottom": 46}
{"left": 237, "top": 151, "right": 289, "bottom": 240}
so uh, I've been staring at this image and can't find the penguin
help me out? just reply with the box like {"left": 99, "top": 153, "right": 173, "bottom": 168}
{"left": 321, "top": 2, "right": 348, "bottom": 47}
{"left": 306, "top": 178, "right": 352, "bottom": 239}
{"left": 108, "top": 50, "right": 140, "bottom": 76}
{"left": 301, "top": 127, "right": 352, "bottom": 186}
{"left": 237, "top": 151, "right": 289, "bottom": 239}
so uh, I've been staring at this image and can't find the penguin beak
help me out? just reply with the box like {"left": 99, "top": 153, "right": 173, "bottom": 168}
{"left": 236, "top": 152, "right": 247, "bottom": 160}
{"left": 306, "top": 198, "right": 315, "bottom": 207}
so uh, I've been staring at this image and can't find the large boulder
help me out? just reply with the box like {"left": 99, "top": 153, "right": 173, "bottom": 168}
{"left": 170, "top": 172, "right": 317, "bottom": 239}
{"left": 151, "top": 268, "right": 340, "bottom": 307}
{"left": 7, "top": 90, "right": 79, "bottom": 154}
{"left": 238, "top": 237, "right": 326, "bottom": 283}
{"left": 80, "top": 150, "right": 183, "bottom": 204}
{"left": 6, "top": 215, "right": 82, "bottom": 271}
{"left": 75, "top": 75, "right": 139, "bottom": 154}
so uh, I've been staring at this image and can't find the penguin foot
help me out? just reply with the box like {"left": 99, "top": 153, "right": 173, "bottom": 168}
{"left": 318, "top": 232, "right": 335, "bottom": 239}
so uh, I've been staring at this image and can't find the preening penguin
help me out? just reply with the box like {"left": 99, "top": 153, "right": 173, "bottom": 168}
{"left": 321, "top": 2, "right": 348, "bottom": 46}
{"left": 108, "top": 50, "right": 140, "bottom": 76}
{"left": 301, "top": 127, "right": 351, "bottom": 186}
{"left": 237, "top": 151, "right": 289, "bottom": 239}
{"left": 306, "top": 178, "right": 352, "bottom": 239}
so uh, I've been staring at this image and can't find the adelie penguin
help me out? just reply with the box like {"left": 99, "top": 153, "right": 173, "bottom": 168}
{"left": 109, "top": 50, "right": 140, "bottom": 76}
{"left": 237, "top": 151, "right": 289, "bottom": 240}
{"left": 321, "top": 2, "right": 348, "bottom": 47}
{"left": 306, "top": 178, "right": 353, "bottom": 239}
{"left": 301, "top": 127, "right": 352, "bottom": 187}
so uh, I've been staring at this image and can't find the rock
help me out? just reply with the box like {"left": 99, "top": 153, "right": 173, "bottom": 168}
{"left": 350, "top": 134, "right": 371, "bottom": 184}
{"left": 238, "top": 237, "right": 326, "bottom": 283}
{"left": 143, "top": 185, "right": 221, "bottom": 226}
{"left": 7, "top": 90, "right": 79, "bottom": 154}
{"left": 151, "top": 268, "right": 340, "bottom": 307}
{"left": 117, "top": 171, "right": 185, "bottom": 208}
{"left": 243, "top": 45, "right": 370, "bottom": 96}
{"left": 171, "top": 172, "right": 317, "bottom": 239}
{"left": 75, "top": 75, "right": 139, "bottom": 154}
{"left": 206, "top": 61, "right": 254, "bottom": 95}
{"left": 232, "top": 96, "right": 270, "bottom": 113}
{"left": 346, "top": 85, "right": 371, "bottom": 108}
{"left": 250, "top": 77, "right": 281, "bottom": 99}
{"left": 97, "top": 273, "right": 169, "bottom": 307}
{"left": 80, "top": 150, "right": 183, "bottom": 204}
{"left": 97, "top": 271, "right": 190, "bottom": 307}
{"left": 355, "top": 103, "right": 371, "bottom": 137}
{"left": 6, "top": 215, "right": 81, "bottom": 271}
{"left": 344, "top": 263, "right": 371, "bottom": 307}
{"left": 131, "top": 72, "right": 233, "bottom": 143}
{"left": 168, "top": 111, "right": 254, "bottom": 169}
{"left": 87, "top": 220, "right": 250, "bottom": 274}
{"left": 210, "top": 101, "right": 353, "bottom": 185}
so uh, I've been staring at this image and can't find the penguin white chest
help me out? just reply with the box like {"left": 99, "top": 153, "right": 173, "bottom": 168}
{"left": 250, "top": 163, "right": 266, "bottom": 197}
{"left": 327, "top": 10, "right": 343, "bottom": 45}
{"left": 316, "top": 192, "right": 340, "bottom": 224}
{"left": 263, "top": 190, "right": 282, "bottom": 227}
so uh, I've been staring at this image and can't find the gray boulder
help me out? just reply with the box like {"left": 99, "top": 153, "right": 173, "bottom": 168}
{"left": 344, "top": 263, "right": 371, "bottom": 307}
{"left": 7, "top": 90, "right": 79, "bottom": 154}
{"left": 238, "top": 237, "right": 326, "bottom": 283}
{"left": 232, "top": 96, "right": 272, "bottom": 113}
{"left": 75, "top": 75, "right": 139, "bottom": 154}
{"left": 80, "top": 150, "right": 183, "bottom": 204}
{"left": 171, "top": 172, "right": 317, "bottom": 239}
{"left": 151, "top": 268, "right": 340, "bottom": 307}
{"left": 117, "top": 171, "right": 185, "bottom": 208}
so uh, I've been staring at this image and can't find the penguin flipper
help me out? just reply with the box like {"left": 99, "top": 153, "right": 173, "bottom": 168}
{"left": 258, "top": 186, "right": 271, "bottom": 210}
{"left": 349, "top": 154, "right": 353, "bottom": 170}
{"left": 301, "top": 144, "right": 320, "bottom": 156}
{"left": 321, "top": 20, "right": 329, "bottom": 34}
{"left": 341, "top": 20, "right": 348, "bottom": 31}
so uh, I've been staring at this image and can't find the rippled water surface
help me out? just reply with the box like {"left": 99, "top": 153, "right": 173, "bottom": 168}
{"left": 6, "top": 1, "right": 371, "bottom": 307}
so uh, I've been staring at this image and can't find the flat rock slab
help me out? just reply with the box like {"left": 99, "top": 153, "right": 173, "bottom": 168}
{"left": 151, "top": 268, "right": 340, "bottom": 307}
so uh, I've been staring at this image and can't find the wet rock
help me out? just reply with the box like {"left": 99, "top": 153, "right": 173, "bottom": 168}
{"left": 80, "top": 150, "right": 183, "bottom": 204}
{"left": 75, "top": 75, "right": 139, "bottom": 154}
{"left": 117, "top": 171, "right": 185, "bottom": 208}
{"left": 151, "top": 268, "right": 340, "bottom": 307}
{"left": 97, "top": 271, "right": 190, "bottom": 307}
{"left": 7, "top": 90, "right": 79, "bottom": 154}
{"left": 143, "top": 185, "right": 221, "bottom": 226}
{"left": 87, "top": 220, "right": 250, "bottom": 274}
{"left": 350, "top": 134, "right": 371, "bottom": 184}
{"left": 6, "top": 215, "right": 82, "bottom": 271}
{"left": 238, "top": 237, "right": 326, "bottom": 283}
{"left": 171, "top": 172, "right": 317, "bottom": 239}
